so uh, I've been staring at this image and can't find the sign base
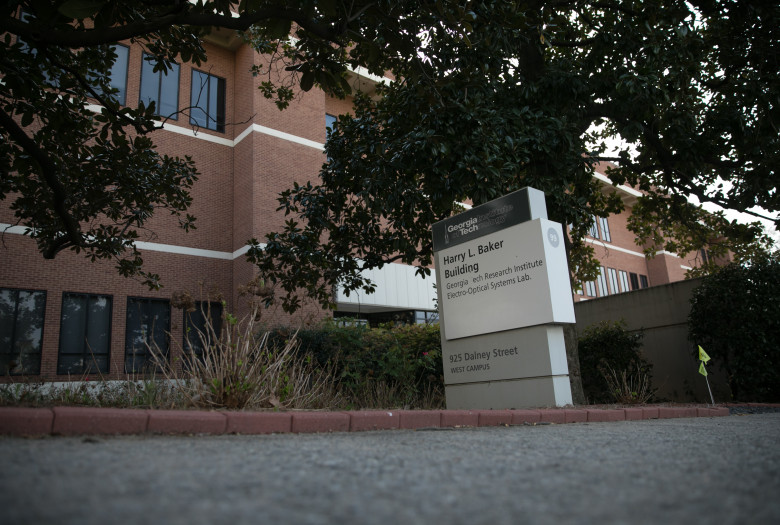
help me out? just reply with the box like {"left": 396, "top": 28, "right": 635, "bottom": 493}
{"left": 443, "top": 324, "right": 574, "bottom": 409}
{"left": 446, "top": 376, "right": 573, "bottom": 410}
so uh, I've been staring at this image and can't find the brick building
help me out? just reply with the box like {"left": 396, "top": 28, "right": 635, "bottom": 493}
{"left": 1, "top": 31, "right": 706, "bottom": 381}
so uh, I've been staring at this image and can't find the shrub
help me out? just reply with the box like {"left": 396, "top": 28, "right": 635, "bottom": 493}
{"left": 270, "top": 320, "right": 444, "bottom": 409}
{"left": 688, "top": 255, "right": 780, "bottom": 402}
{"left": 577, "top": 320, "right": 652, "bottom": 404}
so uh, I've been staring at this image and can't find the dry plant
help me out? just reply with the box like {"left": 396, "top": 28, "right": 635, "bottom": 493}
{"left": 348, "top": 379, "right": 445, "bottom": 410}
{"left": 600, "top": 363, "right": 654, "bottom": 404}
{"left": 150, "top": 302, "right": 343, "bottom": 410}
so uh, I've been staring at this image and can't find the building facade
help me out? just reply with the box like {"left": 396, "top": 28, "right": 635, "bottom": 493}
{"left": 1, "top": 30, "right": 706, "bottom": 381}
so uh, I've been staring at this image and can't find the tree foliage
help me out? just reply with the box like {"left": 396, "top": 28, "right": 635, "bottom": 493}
{"left": 1, "top": 1, "right": 777, "bottom": 303}
{"left": 249, "top": 0, "right": 778, "bottom": 311}
{"left": 1, "top": 0, "right": 464, "bottom": 287}
{"left": 688, "top": 255, "right": 780, "bottom": 402}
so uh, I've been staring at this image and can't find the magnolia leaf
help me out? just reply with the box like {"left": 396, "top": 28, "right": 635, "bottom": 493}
{"left": 57, "top": 0, "right": 106, "bottom": 19}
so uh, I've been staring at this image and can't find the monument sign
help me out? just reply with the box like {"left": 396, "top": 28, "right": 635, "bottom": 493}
{"left": 432, "top": 187, "right": 575, "bottom": 408}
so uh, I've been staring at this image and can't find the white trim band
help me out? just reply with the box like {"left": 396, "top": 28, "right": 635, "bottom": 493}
{"left": 1, "top": 223, "right": 258, "bottom": 261}
{"left": 159, "top": 121, "right": 325, "bottom": 150}
{"left": 585, "top": 238, "right": 646, "bottom": 258}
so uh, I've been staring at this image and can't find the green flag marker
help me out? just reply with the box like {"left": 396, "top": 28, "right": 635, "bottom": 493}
{"left": 699, "top": 362, "right": 708, "bottom": 376}
{"left": 698, "top": 345, "right": 711, "bottom": 363}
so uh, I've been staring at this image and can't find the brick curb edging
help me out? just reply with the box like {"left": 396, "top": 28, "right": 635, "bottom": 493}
{"left": 0, "top": 405, "right": 741, "bottom": 437}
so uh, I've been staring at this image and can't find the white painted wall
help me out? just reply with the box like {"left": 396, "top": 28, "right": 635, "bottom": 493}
{"left": 335, "top": 262, "right": 436, "bottom": 312}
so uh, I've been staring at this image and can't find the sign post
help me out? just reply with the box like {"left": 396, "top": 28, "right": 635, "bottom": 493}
{"left": 432, "top": 187, "right": 575, "bottom": 409}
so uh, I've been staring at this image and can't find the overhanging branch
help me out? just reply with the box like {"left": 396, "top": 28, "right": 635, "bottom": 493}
{"left": 0, "top": 107, "right": 83, "bottom": 257}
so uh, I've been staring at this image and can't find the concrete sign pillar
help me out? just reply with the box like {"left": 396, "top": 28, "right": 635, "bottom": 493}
{"left": 432, "top": 188, "right": 575, "bottom": 409}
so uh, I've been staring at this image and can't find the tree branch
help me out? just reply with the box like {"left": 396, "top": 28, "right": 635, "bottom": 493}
{"left": 6, "top": 6, "right": 349, "bottom": 49}
{"left": 0, "top": 108, "right": 83, "bottom": 257}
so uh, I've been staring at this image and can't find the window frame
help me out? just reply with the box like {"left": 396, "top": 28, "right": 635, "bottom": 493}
{"left": 629, "top": 272, "right": 639, "bottom": 291}
{"left": 618, "top": 270, "right": 630, "bottom": 293}
{"left": 607, "top": 267, "right": 620, "bottom": 295}
{"left": 57, "top": 292, "right": 113, "bottom": 375}
{"left": 599, "top": 216, "right": 611, "bottom": 243}
{"left": 139, "top": 53, "right": 180, "bottom": 119}
{"left": 596, "top": 267, "right": 609, "bottom": 296}
{"left": 588, "top": 215, "right": 600, "bottom": 239}
{"left": 190, "top": 69, "right": 226, "bottom": 132}
{"left": 105, "top": 44, "right": 130, "bottom": 106}
{"left": 124, "top": 297, "right": 170, "bottom": 374}
{"left": 0, "top": 287, "right": 46, "bottom": 376}
{"left": 325, "top": 113, "right": 337, "bottom": 132}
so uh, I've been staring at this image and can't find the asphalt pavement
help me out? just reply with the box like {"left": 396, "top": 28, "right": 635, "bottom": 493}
{"left": 2, "top": 412, "right": 778, "bottom": 525}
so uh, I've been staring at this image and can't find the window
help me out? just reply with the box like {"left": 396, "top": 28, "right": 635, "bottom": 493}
{"left": 190, "top": 70, "right": 225, "bottom": 132}
{"left": 618, "top": 270, "right": 630, "bottom": 293}
{"left": 607, "top": 268, "right": 620, "bottom": 295}
{"left": 17, "top": 10, "right": 35, "bottom": 53}
{"left": 414, "top": 310, "right": 439, "bottom": 325}
{"left": 18, "top": 10, "right": 56, "bottom": 86}
{"left": 588, "top": 215, "right": 600, "bottom": 239}
{"left": 640, "top": 275, "right": 649, "bottom": 289}
{"left": 105, "top": 44, "right": 129, "bottom": 105}
{"left": 326, "top": 113, "right": 337, "bottom": 132}
{"left": 0, "top": 288, "right": 45, "bottom": 375}
{"left": 125, "top": 298, "right": 170, "bottom": 373}
{"left": 629, "top": 272, "right": 639, "bottom": 290}
{"left": 599, "top": 217, "right": 611, "bottom": 243}
{"left": 596, "top": 267, "right": 609, "bottom": 296}
{"left": 58, "top": 293, "right": 112, "bottom": 375}
{"left": 139, "top": 53, "right": 179, "bottom": 118}
{"left": 183, "top": 301, "right": 223, "bottom": 367}
{"left": 584, "top": 280, "right": 598, "bottom": 297}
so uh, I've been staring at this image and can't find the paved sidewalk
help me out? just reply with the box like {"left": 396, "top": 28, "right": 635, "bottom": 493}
{"left": 1, "top": 412, "right": 778, "bottom": 524}
{"left": 0, "top": 404, "right": 742, "bottom": 436}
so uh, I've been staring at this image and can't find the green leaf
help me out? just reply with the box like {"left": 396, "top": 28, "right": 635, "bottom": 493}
{"left": 299, "top": 71, "right": 314, "bottom": 92}
{"left": 264, "top": 17, "right": 292, "bottom": 40}
{"left": 57, "top": 0, "right": 106, "bottom": 19}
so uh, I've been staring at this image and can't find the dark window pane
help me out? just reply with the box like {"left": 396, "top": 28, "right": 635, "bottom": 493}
{"left": 0, "top": 288, "right": 45, "bottom": 375}
{"left": 125, "top": 298, "right": 169, "bottom": 373}
{"left": 190, "top": 70, "right": 209, "bottom": 128}
{"left": 58, "top": 293, "right": 111, "bottom": 375}
{"left": 184, "top": 302, "right": 222, "bottom": 366}
{"left": 190, "top": 70, "right": 225, "bottom": 132}
{"left": 59, "top": 294, "right": 87, "bottom": 355}
{"left": 629, "top": 273, "right": 639, "bottom": 290}
{"left": 139, "top": 54, "right": 179, "bottom": 119}
{"left": 0, "top": 290, "right": 17, "bottom": 353}
{"left": 640, "top": 275, "right": 649, "bottom": 288}
{"left": 139, "top": 57, "right": 160, "bottom": 111}
{"left": 159, "top": 63, "right": 180, "bottom": 118}
{"left": 86, "top": 295, "right": 111, "bottom": 355}
{"left": 108, "top": 44, "right": 129, "bottom": 105}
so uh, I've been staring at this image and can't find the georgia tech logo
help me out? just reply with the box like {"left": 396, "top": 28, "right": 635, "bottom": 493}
{"left": 547, "top": 227, "right": 560, "bottom": 248}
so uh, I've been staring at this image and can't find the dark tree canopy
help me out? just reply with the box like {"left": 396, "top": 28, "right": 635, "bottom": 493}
{"left": 249, "top": 0, "right": 779, "bottom": 311}
{"left": 689, "top": 254, "right": 780, "bottom": 402}
{"left": 1, "top": 0, "right": 462, "bottom": 287}
{"left": 1, "top": 1, "right": 777, "bottom": 307}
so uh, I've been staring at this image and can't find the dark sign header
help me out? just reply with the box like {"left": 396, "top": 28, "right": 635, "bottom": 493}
{"left": 432, "top": 188, "right": 546, "bottom": 251}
